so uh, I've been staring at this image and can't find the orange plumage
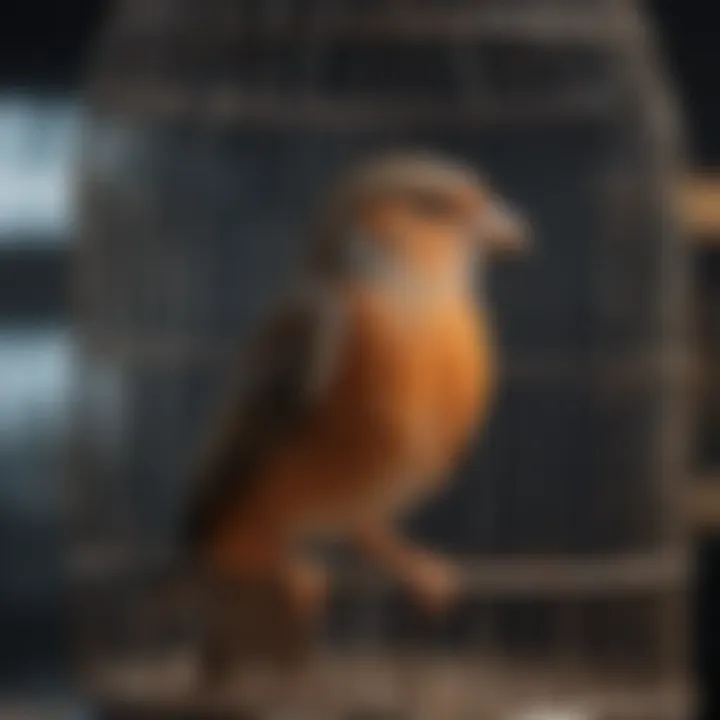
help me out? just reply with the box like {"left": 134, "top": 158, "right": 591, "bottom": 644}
{"left": 182, "top": 151, "right": 530, "bottom": 682}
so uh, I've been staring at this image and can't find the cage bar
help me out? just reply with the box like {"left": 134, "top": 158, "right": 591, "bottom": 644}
{"left": 72, "top": 1, "right": 692, "bottom": 717}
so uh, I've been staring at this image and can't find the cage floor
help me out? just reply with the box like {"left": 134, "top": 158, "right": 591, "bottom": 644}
{"left": 86, "top": 651, "right": 691, "bottom": 720}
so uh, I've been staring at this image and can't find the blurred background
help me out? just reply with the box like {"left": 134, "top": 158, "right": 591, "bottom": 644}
{"left": 0, "top": 1, "right": 718, "bottom": 718}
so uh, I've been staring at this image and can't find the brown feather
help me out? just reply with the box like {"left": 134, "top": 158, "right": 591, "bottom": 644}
{"left": 182, "top": 287, "right": 343, "bottom": 552}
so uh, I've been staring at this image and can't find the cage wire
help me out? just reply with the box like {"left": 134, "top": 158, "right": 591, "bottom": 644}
{"left": 69, "top": 1, "right": 692, "bottom": 718}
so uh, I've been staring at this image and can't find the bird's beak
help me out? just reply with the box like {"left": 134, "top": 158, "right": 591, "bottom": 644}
{"left": 477, "top": 198, "right": 532, "bottom": 259}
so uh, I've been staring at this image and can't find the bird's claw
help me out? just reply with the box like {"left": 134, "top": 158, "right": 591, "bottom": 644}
{"left": 405, "top": 552, "right": 459, "bottom": 615}
{"left": 284, "top": 562, "right": 328, "bottom": 621}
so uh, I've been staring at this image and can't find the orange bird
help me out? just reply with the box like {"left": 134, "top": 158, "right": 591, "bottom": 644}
{"left": 181, "top": 151, "right": 530, "bottom": 680}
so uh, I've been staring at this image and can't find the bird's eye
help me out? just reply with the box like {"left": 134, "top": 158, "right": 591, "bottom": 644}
{"left": 409, "top": 191, "right": 455, "bottom": 219}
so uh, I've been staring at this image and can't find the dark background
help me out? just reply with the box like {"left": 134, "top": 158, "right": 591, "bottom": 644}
{"left": 0, "top": 1, "right": 718, "bottom": 165}
{"left": 0, "top": 0, "right": 716, "bottom": 710}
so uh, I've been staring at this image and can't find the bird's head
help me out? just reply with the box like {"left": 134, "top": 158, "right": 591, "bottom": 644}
{"left": 311, "top": 151, "right": 531, "bottom": 287}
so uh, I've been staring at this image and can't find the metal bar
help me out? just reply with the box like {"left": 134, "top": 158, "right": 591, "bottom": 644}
{"left": 359, "top": 553, "right": 687, "bottom": 597}
{"left": 95, "top": 7, "right": 620, "bottom": 46}
{"left": 70, "top": 550, "right": 687, "bottom": 598}
{"left": 89, "top": 84, "right": 614, "bottom": 128}
{"left": 75, "top": 337, "right": 698, "bottom": 387}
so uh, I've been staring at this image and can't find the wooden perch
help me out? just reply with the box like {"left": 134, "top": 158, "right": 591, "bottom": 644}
{"left": 679, "top": 174, "right": 720, "bottom": 243}
{"left": 685, "top": 476, "right": 720, "bottom": 534}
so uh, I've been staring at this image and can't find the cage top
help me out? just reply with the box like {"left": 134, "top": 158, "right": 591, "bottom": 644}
{"left": 104, "top": 0, "right": 628, "bottom": 39}
{"left": 88, "top": 0, "right": 658, "bottom": 129}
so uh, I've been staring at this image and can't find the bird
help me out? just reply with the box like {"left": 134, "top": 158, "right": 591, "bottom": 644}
{"left": 180, "top": 150, "right": 530, "bottom": 686}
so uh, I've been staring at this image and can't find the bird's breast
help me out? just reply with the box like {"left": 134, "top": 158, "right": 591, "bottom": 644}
{"left": 238, "top": 286, "right": 498, "bottom": 539}
{"left": 323, "top": 286, "right": 495, "bottom": 489}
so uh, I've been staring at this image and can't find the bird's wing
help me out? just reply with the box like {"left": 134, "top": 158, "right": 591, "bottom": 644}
{"left": 182, "top": 286, "right": 345, "bottom": 552}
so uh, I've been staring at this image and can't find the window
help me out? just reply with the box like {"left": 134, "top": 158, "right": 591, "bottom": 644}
{"left": 0, "top": 94, "right": 78, "bottom": 608}
{"left": 0, "top": 94, "right": 81, "bottom": 245}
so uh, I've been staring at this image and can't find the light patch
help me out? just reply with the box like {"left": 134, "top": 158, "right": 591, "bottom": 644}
{"left": 0, "top": 94, "right": 81, "bottom": 242}
{"left": 511, "top": 705, "right": 591, "bottom": 720}
{"left": 343, "top": 227, "right": 482, "bottom": 315}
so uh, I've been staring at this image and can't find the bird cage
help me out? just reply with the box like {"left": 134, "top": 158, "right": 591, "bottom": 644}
{"left": 70, "top": 0, "right": 692, "bottom": 717}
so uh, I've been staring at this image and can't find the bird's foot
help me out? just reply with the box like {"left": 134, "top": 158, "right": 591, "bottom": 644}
{"left": 403, "top": 551, "right": 459, "bottom": 616}
{"left": 283, "top": 560, "right": 328, "bottom": 623}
